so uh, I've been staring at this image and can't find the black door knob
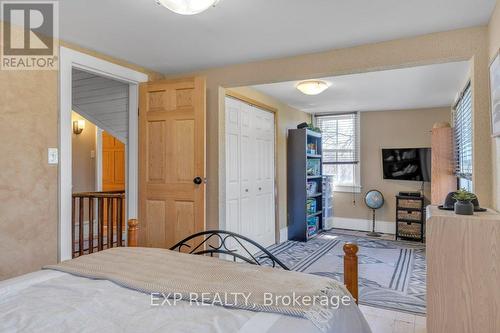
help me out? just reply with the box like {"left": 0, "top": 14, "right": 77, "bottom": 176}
{"left": 193, "top": 177, "right": 203, "bottom": 185}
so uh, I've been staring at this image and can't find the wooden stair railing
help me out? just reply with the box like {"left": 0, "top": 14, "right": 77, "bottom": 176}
{"left": 72, "top": 191, "right": 125, "bottom": 258}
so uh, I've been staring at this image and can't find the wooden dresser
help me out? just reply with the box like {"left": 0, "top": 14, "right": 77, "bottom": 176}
{"left": 426, "top": 206, "right": 500, "bottom": 333}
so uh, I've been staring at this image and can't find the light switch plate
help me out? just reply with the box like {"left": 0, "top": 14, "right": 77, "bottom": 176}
{"left": 48, "top": 148, "right": 58, "bottom": 165}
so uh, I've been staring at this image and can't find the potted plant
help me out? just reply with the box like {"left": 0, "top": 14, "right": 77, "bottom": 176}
{"left": 307, "top": 123, "right": 321, "bottom": 133}
{"left": 452, "top": 188, "right": 477, "bottom": 215}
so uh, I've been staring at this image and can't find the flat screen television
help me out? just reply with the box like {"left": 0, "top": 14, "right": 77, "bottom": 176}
{"left": 382, "top": 148, "right": 431, "bottom": 182}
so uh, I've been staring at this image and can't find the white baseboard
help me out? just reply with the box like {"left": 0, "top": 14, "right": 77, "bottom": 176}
{"left": 279, "top": 227, "right": 288, "bottom": 243}
{"left": 331, "top": 216, "right": 395, "bottom": 235}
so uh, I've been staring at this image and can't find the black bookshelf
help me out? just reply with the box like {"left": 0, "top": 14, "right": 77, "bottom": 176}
{"left": 287, "top": 129, "right": 323, "bottom": 241}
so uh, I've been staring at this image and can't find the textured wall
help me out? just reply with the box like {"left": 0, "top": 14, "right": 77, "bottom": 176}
{"left": 166, "top": 26, "right": 492, "bottom": 230}
{"left": 0, "top": 69, "right": 59, "bottom": 279}
{"left": 333, "top": 107, "right": 451, "bottom": 225}
{"left": 224, "top": 87, "right": 311, "bottom": 231}
{"left": 0, "top": 22, "right": 162, "bottom": 280}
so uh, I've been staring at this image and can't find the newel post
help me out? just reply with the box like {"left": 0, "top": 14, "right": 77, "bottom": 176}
{"left": 343, "top": 242, "right": 359, "bottom": 304}
{"left": 127, "top": 219, "right": 139, "bottom": 247}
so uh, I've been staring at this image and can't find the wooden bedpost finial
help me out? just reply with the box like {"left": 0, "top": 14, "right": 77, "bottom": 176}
{"left": 343, "top": 243, "right": 358, "bottom": 257}
{"left": 343, "top": 242, "right": 359, "bottom": 304}
{"left": 127, "top": 219, "right": 139, "bottom": 247}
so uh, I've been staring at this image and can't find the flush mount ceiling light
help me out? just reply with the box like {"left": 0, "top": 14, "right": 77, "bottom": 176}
{"left": 156, "top": 0, "right": 219, "bottom": 15}
{"left": 296, "top": 80, "right": 330, "bottom": 96}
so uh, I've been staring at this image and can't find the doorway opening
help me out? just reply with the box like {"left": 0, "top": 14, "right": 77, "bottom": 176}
{"left": 70, "top": 68, "right": 129, "bottom": 257}
{"left": 59, "top": 47, "right": 148, "bottom": 261}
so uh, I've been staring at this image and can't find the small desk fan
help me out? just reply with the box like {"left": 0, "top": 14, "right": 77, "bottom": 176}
{"left": 364, "top": 190, "right": 385, "bottom": 237}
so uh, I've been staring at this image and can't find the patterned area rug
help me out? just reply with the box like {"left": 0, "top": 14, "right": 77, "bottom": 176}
{"left": 265, "top": 230, "right": 426, "bottom": 315}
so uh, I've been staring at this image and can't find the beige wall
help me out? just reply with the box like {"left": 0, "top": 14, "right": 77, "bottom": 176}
{"left": 225, "top": 87, "right": 311, "bottom": 231}
{"left": 0, "top": 69, "right": 58, "bottom": 280}
{"left": 489, "top": 1, "right": 500, "bottom": 210}
{"left": 489, "top": 2, "right": 500, "bottom": 60}
{"left": 0, "top": 21, "right": 161, "bottom": 280}
{"left": 333, "top": 107, "right": 451, "bottom": 226}
{"left": 167, "top": 26, "right": 492, "bottom": 230}
{"left": 71, "top": 112, "right": 97, "bottom": 193}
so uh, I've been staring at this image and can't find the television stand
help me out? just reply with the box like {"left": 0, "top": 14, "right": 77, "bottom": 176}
{"left": 395, "top": 195, "right": 425, "bottom": 242}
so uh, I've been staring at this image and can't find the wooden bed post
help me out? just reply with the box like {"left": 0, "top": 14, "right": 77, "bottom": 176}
{"left": 127, "top": 219, "right": 139, "bottom": 247}
{"left": 343, "top": 243, "right": 359, "bottom": 304}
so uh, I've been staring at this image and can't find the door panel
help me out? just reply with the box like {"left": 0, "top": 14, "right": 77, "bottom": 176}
{"left": 102, "top": 131, "right": 125, "bottom": 191}
{"left": 146, "top": 200, "right": 166, "bottom": 248}
{"left": 146, "top": 121, "right": 166, "bottom": 183}
{"left": 174, "top": 119, "right": 195, "bottom": 182}
{"left": 139, "top": 77, "right": 205, "bottom": 249}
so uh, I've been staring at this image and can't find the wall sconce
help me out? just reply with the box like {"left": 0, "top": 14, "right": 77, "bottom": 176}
{"left": 73, "top": 119, "right": 85, "bottom": 135}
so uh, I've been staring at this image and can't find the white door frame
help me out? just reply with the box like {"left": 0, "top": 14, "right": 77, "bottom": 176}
{"left": 59, "top": 47, "right": 148, "bottom": 261}
{"left": 95, "top": 128, "right": 103, "bottom": 192}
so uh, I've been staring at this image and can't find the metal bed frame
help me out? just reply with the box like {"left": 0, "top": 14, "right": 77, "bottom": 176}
{"left": 170, "top": 230, "right": 290, "bottom": 270}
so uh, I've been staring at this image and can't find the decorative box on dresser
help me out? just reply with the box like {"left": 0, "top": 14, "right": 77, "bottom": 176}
{"left": 426, "top": 206, "right": 500, "bottom": 333}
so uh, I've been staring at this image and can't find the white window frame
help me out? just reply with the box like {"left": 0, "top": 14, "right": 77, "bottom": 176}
{"left": 452, "top": 81, "right": 473, "bottom": 192}
{"left": 315, "top": 112, "right": 362, "bottom": 194}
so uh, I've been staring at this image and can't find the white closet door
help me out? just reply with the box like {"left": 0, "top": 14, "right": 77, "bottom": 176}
{"left": 253, "top": 107, "right": 275, "bottom": 247}
{"left": 239, "top": 102, "right": 255, "bottom": 239}
{"left": 225, "top": 97, "right": 275, "bottom": 249}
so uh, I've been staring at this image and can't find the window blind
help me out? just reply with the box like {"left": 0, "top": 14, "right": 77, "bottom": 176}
{"left": 453, "top": 82, "right": 472, "bottom": 180}
{"left": 316, "top": 112, "right": 360, "bottom": 164}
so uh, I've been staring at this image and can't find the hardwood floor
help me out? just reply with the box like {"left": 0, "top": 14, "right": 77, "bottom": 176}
{"left": 360, "top": 305, "right": 426, "bottom": 333}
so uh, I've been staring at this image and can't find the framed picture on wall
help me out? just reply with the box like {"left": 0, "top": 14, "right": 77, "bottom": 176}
{"left": 490, "top": 51, "right": 500, "bottom": 137}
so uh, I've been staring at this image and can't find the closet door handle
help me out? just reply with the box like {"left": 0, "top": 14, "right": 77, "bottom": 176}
{"left": 258, "top": 187, "right": 262, "bottom": 191}
{"left": 193, "top": 177, "right": 203, "bottom": 185}
{"left": 245, "top": 189, "right": 249, "bottom": 193}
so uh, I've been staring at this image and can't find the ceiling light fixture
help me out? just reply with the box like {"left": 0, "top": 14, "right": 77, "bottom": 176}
{"left": 156, "top": 0, "right": 219, "bottom": 15}
{"left": 296, "top": 80, "right": 330, "bottom": 95}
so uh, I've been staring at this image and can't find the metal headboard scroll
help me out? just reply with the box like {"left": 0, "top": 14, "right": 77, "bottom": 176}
{"left": 169, "top": 230, "right": 290, "bottom": 270}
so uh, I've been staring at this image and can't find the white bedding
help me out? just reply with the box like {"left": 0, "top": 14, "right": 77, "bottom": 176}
{"left": 0, "top": 270, "right": 371, "bottom": 333}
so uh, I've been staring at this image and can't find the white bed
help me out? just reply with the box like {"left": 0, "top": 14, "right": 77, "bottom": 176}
{"left": 0, "top": 270, "right": 371, "bottom": 333}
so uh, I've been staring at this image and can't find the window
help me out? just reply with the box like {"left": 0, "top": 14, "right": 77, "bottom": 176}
{"left": 316, "top": 112, "right": 361, "bottom": 192}
{"left": 453, "top": 82, "right": 473, "bottom": 191}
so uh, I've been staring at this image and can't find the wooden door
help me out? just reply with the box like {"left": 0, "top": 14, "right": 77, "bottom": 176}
{"left": 102, "top": 131, "right": 125, "bottom": 192}
{"left": 101, "top": 131, "right": 125, "bottom": 233}
{"left": 139, "top": 77, "right": 206, "bottom": 248}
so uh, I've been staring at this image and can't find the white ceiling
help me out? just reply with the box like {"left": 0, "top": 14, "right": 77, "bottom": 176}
{"left": 251, "top": 61, "right": 471, "bottom": 113}
{"left": 59, "top": 0, "right": 496, "bottom": 74}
